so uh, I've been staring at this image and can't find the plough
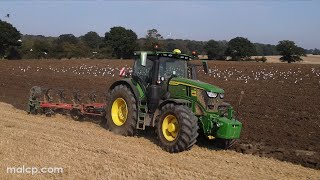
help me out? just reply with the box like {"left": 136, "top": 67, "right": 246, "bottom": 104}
{"left": 27, "top": 86, "right": 106, "bottom": 121}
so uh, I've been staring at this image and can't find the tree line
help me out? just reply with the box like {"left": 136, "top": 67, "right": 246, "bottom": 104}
{"left": 0, "top": 19, "right": 314, "bottom": 63}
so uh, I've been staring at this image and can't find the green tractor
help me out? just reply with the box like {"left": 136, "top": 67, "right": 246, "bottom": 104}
{"left": 106, "top": 49, "right": 242, "bottom": 153}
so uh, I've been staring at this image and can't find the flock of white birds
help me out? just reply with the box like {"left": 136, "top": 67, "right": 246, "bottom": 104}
{"left": 207, "top": 66, "right": 320, "bottom": 84}
{"left": 11, "top": 64, "right": 320, "bottom": 84}
{"left": 12, "top": 64, "right": 133, "bottom": 77}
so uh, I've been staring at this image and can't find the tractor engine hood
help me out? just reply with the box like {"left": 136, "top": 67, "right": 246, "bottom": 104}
{"left": 169, "top": 78, "right": 224, "bottom": 93}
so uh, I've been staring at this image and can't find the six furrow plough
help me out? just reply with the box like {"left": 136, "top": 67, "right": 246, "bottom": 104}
{"left": 27, "top": 86, "right": 106, "bottom": 121}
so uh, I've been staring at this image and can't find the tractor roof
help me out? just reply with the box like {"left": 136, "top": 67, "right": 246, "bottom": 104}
{"left": 134, "top": 51, "right": 193, "bottom": 60}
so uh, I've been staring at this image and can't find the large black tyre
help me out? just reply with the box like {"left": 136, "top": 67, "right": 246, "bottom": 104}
{"left": 106, "top": 84, "right": 137, "bottom": 136}
{"left": 100, "top": 111, "right": 108, "bottom": 128}
{"left": 156, "top": 104, "right": 199, "bottom": 153}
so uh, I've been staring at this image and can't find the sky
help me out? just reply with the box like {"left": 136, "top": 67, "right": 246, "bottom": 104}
{"left": 0, "top": 1, "right": 319, "bottom": 49}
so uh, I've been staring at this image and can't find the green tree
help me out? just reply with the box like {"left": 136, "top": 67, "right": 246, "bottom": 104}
{"left": 96, "top": 40, "right": 114, "bottom": 58}
{"left": 20, "top": 37, "right": 34, "bottom": 59}
{"left": 165, "top": 41, "right": 178, "bottom": 52}
{"left": 57, "top": 34, "right": 78, "bottom": 45}
{"left": 96, "top": 46, "right": 113, "bottom": 59}
{"left": 204, "top": 40, "right": 227, "bottom": 60}
{"left": 105, "top": 26, "right": 138, "bottom": 59}
{"left": 276, "top": 40, "right": 306, "bottom": 63}
{"left": 81, "top": 31, "right": 101, "bottom": 49}
{"left": 311, "top": 48, "right": 320, "bottom": 55}
{"left": 144, "top": 29, "right": 163, "bottom": 50}
{"left": 32, "top": 39, "right": 52, "bottom": 58}
{"left": 186, "top": 40, "right": 205, "bottom": 55}
{"left": 225, "top": 37, "right": 256, "bottom": 60}
{"left": 60, "top": 42, "right": 90, "bottom": 59}
{"left": 7, "top": 47, "right": 22, "bottom": 60}
{"left": 62, "top": 43, "right": 78, "bottom": 59}
{"left": 0, "top": 20, "right": 21, "bottom": 59}
{"left": 254, "top": 43, "right": 278, "bottom": 56}
{"left": 163, "top": 39, "right": 189, "bottom": 54}
{"left": 20, "top": 35, "right": 57, "bottom": 59}
{"left": 53, "top": 34, "right": 93, "bottom": 59}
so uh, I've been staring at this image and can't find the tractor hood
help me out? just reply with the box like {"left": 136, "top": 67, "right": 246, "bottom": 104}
{"left": 169, "top": 78, "right": 224, "bottom": 93}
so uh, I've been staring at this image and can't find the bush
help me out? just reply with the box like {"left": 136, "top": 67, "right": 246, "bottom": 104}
{"left": 254, "top": 56, "right": 267, "bottom": 62}
{"left": 244, "top": 57, "right": 253, "bottom": 61}
{"left": 7, "top": 46, "right": 22, "bottom": 60}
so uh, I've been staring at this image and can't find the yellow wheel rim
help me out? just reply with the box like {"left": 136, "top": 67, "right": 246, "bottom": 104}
{"left": 162, "top": 114, "right": 179, "bottom": 141}
{"left": 111, "top": 98, "right": 128, "bottom": 126}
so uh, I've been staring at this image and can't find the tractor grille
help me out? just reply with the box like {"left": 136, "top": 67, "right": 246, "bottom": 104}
{"left": 197, "top": 89, "right": 223, "bottom": 112}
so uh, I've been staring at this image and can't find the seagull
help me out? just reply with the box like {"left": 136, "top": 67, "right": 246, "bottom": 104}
{"left": 6, "top": 14, "right": 10, "bottom": 18}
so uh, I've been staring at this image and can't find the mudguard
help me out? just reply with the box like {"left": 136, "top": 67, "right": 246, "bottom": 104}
{"left": 109, "top": 78, "right": 142, "bottom": 99}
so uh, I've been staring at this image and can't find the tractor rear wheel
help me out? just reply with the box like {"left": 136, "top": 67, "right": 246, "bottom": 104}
{"left": 156, "top": 104, "right": 199, "bottom": 153}
{"left": 106, "top": 85, "right": 137, "bottom": 136}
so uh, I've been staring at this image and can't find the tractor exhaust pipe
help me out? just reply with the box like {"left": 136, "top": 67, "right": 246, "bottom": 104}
{"left": 148, "top": 53, "right": 161, "bottom": 113}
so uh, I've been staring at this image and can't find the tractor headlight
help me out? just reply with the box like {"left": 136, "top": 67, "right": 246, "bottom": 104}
{"left": 219, "top": 93, "right": 224, "bottom": 99}
{"left": 207, "top": 91, "right": 218, "bottom": 98}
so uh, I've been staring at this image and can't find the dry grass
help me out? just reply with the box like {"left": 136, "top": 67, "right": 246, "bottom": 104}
{"left": 0, "top": 102, "right": 319, "bottom": 179}
{"left": 255, "top": 55, "right": 320, "bottom": 64}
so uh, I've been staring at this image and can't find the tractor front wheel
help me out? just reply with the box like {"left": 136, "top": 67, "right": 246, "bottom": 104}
{"left": 106, "top": 85, "right": 137, "bottom": 136}
{"left": 156, "top": 104, "right": 199, "bottom": 153}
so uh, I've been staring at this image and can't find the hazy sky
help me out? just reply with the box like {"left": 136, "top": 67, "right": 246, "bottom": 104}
{"left": 0, "top": 1, "right": 319, "bottom": 49}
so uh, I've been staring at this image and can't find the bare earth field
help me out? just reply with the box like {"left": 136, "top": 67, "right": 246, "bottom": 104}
{"left": 0, "top": 59, "right": 320, "bottom": 178}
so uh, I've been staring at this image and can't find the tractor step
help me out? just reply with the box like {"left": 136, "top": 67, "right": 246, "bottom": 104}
{"left": 136, "top": 100, "right": 147, "bottom": 130}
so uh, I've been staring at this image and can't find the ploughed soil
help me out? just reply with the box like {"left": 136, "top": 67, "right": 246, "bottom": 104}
{"left": 0, "top": 59, "right": 319, "bottom": 171}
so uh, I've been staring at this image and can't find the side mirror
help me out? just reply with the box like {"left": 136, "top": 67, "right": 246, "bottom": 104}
{"left": 141, "top": 52, "right": 147, "bottom": 67}
{"left": 202, "top": 60, "right": 208, "bottom": 74}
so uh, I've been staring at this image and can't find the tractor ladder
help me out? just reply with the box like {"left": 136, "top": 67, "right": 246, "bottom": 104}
{"left": 137, "top": 100, "right": 148, "bottom": 130}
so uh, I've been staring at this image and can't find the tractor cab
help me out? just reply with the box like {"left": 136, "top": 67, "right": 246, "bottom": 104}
{"left": 132, "top": 50, "right": 207, "bottom": 86}
{"left": 132, "top": 50, "right": 206, "bottom": 114}
{"left": 133, "top": 51, "right": 188, "bottom": 84}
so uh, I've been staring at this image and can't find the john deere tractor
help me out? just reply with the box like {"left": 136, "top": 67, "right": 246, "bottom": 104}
{"left": 106, "top": 49, "right": 242, "bottom": 153}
